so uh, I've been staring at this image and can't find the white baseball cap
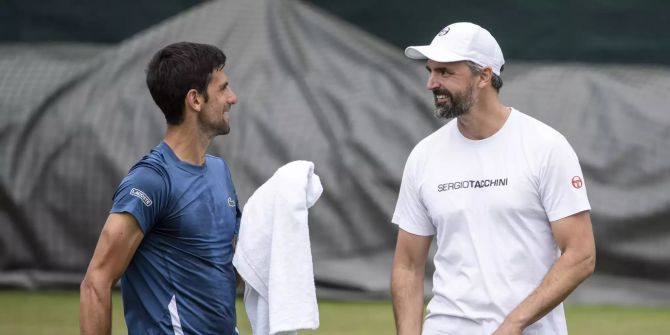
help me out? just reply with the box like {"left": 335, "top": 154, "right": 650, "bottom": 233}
{"left": 405, "top": 22, "right": 505, "bottom": 75}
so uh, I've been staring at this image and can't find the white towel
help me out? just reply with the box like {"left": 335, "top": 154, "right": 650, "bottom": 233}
{"left": 233, "top": 160, "right": 322, "bottom": 335}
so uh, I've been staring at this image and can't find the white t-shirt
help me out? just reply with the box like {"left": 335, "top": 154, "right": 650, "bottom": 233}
{"left": 393, "top": 109, "right": 590, "bottom": 335}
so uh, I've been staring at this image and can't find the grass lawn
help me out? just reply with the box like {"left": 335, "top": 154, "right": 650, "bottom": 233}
{"left": 0, "top": 290, "right": 669, "bottom": 334}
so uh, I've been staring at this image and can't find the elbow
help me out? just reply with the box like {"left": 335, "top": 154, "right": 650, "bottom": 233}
{"left": 587, "top": 252, "right": 596, "bottom": 275}
{"left": 565, "top": 245, "right": 596, "bottom": 282}
{"left": 80, "top": 274, "right": 95, "bottom": 298}
{"left": 80, "top": 275, "right": 91, "bottom": 292}
{"left": 80, "top": 271, "right": 112, "bottom": 299}
{"left": 580, "top": 250, "right": 596, "bottom": 280}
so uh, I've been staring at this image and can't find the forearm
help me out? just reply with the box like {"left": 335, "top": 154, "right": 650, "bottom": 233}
{"left": 391, "top": 266, "right": 425, "bottom": 335}
{"left": 80, "top": 277, "right": 113, "bottom": 335}
{"left": 502, "top": 249, "right": 595, "bottom": 330}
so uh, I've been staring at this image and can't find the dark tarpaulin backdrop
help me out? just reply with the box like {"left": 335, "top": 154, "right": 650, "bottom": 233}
{"left": 2, "top": 0, "right": 669, "bottom": 65}
{"left": 1, "top": 0, "right": 669, "bottom": 304}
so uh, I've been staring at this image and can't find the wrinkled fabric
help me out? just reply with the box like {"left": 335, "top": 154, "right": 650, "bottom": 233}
{"left": 0, "top": 0, "right": 669, "bottom": 305}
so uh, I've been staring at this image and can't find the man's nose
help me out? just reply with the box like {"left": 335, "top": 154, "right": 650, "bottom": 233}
{"left": 426, "top": 74, "right": 439, "bottom": 91}
{"left": 228, "top": 89, "right": 238, "bottom": 105}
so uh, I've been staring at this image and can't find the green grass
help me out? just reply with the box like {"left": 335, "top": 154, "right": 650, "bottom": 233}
{"left": 0, "top": 290, "right": 669, "bottom": 334}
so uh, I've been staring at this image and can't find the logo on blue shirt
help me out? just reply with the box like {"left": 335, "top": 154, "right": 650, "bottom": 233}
{"left": 130, "top": 188, "right": 153, "bottom": 206}
{"left": 227, "top": 197, "right": 236, "bottom": 207}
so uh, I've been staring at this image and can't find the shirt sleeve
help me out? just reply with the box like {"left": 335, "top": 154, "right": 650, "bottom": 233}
{"left": 392, "top": 148, "right": 435, "bottom": 236}
{"left": 539, "top": 135, "right": 591, "bottom": 222}
{"left": 110, "top": 165, "right": 168, "bottom": 233}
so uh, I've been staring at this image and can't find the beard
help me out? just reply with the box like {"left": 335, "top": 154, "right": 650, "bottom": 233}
{"left": 215, "top": 122, "right": 230, "bottom": 136}
{"left": 433, "top": 85, "right": 475, "bottom": 119}
{"left": 215, "top": 111, "right": 231, "bottom": 135}
{"left": 198, "top": 105, "right": 231, "bottom": 137}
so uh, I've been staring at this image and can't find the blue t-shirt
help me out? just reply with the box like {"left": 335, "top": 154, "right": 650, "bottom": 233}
{"left": 111, "top": 142, "right": 241, "bottom": 335}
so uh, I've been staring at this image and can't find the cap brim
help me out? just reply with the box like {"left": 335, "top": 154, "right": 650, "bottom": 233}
{"left": 404, "top": 45, "right": 469, "bottom": 63}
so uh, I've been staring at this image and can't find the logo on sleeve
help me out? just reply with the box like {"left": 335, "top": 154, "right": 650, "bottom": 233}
{"left": 130, "top": 188, "right": 153, "bottom": 206}
{"left": 228, "top": 197, "right": 236, "bottom": 207}
{"left": 571, "top": 176, "right": 583, "bottom": 189}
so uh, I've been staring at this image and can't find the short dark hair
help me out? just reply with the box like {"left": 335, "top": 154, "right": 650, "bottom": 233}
{"left": 146, "top": 42, "right": 227, "bottom": 125}
{"left": 466, "top": 61, "right": 503, "bottom": 93}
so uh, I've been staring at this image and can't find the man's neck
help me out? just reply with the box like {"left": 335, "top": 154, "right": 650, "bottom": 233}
{"left": 163, "top": 124, "right": 212, "bottom": 166}
{"left": 456, "top": 99, "right": 510, "bottom": 140}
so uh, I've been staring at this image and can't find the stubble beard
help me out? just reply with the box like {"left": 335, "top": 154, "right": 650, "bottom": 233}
{"left": 198, "top": 105, "right": 231, "bottom": 137}
{"left": 433, "top": 85, "right": 475, "bottom": 119}
{"left": 216, "top": 110, "right": 231, "bottom": 136}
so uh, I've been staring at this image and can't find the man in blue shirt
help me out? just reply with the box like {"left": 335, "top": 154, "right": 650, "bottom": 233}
{"left": 80, "top": 42, "right": 241, "bottom": 335}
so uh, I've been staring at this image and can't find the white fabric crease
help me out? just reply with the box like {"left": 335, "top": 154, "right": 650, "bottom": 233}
{"left": 233, "top": 160, "right": 322, "bottom": 335}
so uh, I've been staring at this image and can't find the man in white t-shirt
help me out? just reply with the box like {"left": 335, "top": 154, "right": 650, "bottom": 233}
{"left": 391, "top": 22, "right": 596, "bottom": 335}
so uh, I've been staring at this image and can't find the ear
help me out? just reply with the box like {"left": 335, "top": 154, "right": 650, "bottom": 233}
{"left": 478, "top": 68, "right": 493, "bottom": 89}
{"left": 185, "top": 89, "right": 202, "bottom": 112}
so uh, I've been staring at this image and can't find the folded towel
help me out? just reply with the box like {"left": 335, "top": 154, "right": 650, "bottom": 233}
{"left": 233, "top": 161, "right": 322, "bottom": 335}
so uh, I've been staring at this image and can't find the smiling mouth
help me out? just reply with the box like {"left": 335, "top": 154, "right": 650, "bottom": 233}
{"left": 434, "top": 89, "right": 450, "bottom": 100}
{"left": 434, "top": 94, "right": 449, "bottom": 105}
